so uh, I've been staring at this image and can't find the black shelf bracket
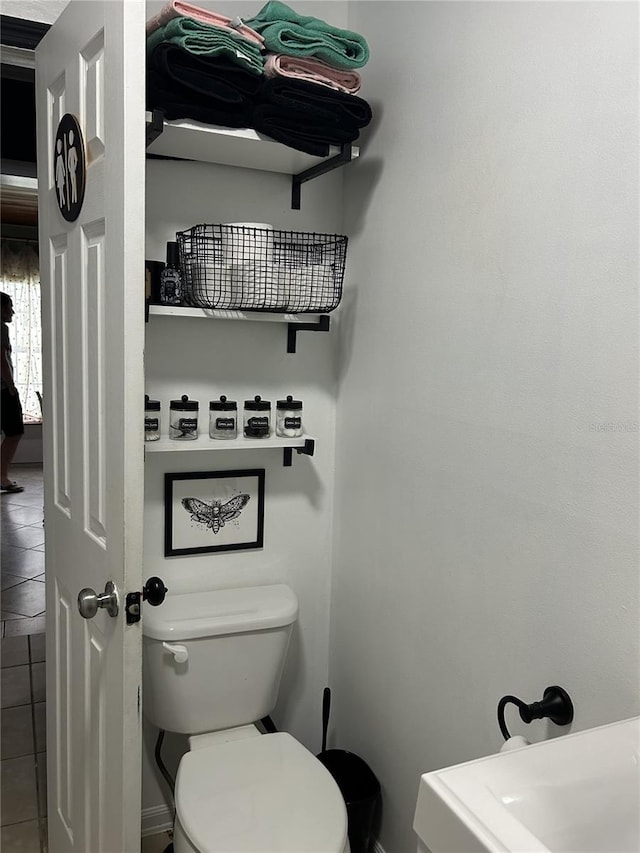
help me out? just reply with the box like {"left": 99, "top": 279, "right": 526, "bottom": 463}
{"left": 287, "top": 315, "right": 330, "bottom": 353}
{"left": 145, "top": 109, "right": 164, "bottom": 148}
{"left": 291, "top": 143, "right": 353, "bottom": 210}
{"left": 283, "top": 438, "right": 315, "bottom": 467}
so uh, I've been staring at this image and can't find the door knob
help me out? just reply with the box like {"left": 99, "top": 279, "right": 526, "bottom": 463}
{"left": 78, "top": 581, "right": 119, "bottom": 619}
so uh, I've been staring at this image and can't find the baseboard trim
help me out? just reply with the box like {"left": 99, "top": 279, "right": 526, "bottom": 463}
{"left": 141, "top": 804, "right": 173, "bottom": 837}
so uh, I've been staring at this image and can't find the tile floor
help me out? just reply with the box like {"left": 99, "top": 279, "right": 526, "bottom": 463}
{"left": 1, "top": 632, "right": 47, "bottom": 852}
{"left": 1, "top": 465, "right": 47, "bottom": 851}
{"left": 1, "top": 464, "right": 46, "bottom": 639}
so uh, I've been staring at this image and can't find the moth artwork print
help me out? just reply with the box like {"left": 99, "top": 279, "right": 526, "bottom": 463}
{"left": 165, "top": 469, "right": 265, "bottom": 556}
{"left": 181, "top": 493, "right": 250, "bottom": 535}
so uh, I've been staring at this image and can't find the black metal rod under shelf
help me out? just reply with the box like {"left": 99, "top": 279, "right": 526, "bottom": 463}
{"left": 283, "top": 438, "right": 315, "bottom": 467}
{"left": 291, "top": 143, "right": 353, "bottom": 210}
{"left": 287, "top": 316, "right": 331, "bottom": 353}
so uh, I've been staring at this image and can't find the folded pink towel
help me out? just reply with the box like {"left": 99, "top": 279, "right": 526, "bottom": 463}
{"left": 264, "top": 53, "right": 361, "bottom": 94}
{"left": 146, "top": 1, "right": 265, "bottom": 47}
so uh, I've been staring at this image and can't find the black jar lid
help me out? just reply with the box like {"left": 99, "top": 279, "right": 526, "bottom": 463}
{"left": 244, "top": 395, "right": 271, "bottom": 411}
{"left": 276, "top": 395, "right": 302, "bottom": 410}
{"left": 210, "top": 395, "right": 236, "bottom": 411}
{"left": 170, "top": 394, "right": 198, "bottom": 411}
{"left": 145, "top": 394, "right": 161, "bottom": 411}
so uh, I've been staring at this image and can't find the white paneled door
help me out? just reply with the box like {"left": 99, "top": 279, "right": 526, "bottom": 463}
{"left": 36, "top": 2, "right": 146, "bottom": 850}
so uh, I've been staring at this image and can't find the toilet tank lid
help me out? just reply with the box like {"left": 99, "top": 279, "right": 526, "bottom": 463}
{"left": 142, "top": 584, "right": 298, "bottom": 640}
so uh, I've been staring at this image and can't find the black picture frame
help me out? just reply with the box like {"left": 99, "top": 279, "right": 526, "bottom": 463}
{"left": 164, "top": 469, "right": 265, "bottom": 557}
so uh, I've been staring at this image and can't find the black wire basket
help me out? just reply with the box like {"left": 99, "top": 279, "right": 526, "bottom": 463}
{"left": 177, "top": 224, "right": 347, "bottom": 313}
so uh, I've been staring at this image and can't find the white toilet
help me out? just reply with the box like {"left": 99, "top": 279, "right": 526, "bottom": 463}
{"left": 143, "top": 583, "right": 350, "bottom": 853}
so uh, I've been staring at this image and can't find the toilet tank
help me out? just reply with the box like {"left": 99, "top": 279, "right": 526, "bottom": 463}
{"left": 142, "top": 584, "right": 298, "bottom": 734}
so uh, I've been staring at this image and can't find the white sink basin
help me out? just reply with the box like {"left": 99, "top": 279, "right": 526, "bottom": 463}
{"left": 414, "top": 716, "right": 640, "bottom": 853}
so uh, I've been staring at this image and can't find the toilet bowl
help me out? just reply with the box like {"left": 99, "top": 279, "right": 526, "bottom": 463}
{"left": 143, "top": 584, "right": 349, "bottom": 853}
{"left": 173, "top": 727, "right": 349, "bottom": 853}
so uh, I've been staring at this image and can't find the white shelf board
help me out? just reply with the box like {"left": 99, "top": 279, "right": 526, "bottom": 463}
{"left": 148, "top": 305, "right": 326, "bottom": 324}
{"left": 145, "top": 434, "right": 314, "bottom": 453}
{"left": 145, "top": 113, "right": 359, "bottom": 174}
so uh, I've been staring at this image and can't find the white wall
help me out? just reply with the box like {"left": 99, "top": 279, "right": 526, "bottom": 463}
{"left": 142, "top": 154, "right": 344, "bottom": 811}
{"left": 14, "top": 422, "right": 43, "bottom": 464}
{"left": 331, "top": 3, "right": 639, "bottom": 851}
{"left": 145, "top": 0, "right": 349, "bottom": 28}
{"left": 3, "top": 0, "right": 343, "bottom": 28}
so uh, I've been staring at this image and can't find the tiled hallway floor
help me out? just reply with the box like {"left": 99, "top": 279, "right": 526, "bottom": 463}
{"left": 1, "top": 464, "right": 46, "bottom": 638}
{"left": 1, "top": 632, "right": 47, "bottom": 852}
{"left": 1, "top": 464, "right": 47, "bottom": 850}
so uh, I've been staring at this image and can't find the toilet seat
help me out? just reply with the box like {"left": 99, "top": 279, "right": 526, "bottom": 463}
{"left": 175, "top": 732, "right": 348, "bottom": 853}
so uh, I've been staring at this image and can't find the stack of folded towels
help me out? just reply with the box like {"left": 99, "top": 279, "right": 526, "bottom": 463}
{"left": 146, "top": 0, "right": 372, "bottom": 155}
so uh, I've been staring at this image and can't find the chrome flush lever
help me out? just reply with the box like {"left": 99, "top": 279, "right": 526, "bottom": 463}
{"left": 162, "top": 642, "right": 188, "bottom": 663}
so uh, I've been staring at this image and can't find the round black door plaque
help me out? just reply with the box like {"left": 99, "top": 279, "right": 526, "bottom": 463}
{"left": 54, "top": 113, "right": 86, "bottom": 222}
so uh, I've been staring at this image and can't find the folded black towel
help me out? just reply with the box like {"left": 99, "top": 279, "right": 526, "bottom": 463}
{"left": 251, "top": 77, "right": 372, "bottom": 156}
{"left": 149, "top": 44, "right": 262, "bottom": 100}
{"left": 256, "top": 77, "right": 372, "bottom": 129}
{"left": 146, "top": 44, "right": 260, "bottom": 126}
{"left": 147, "top": 69, "right": 254, "bottom": 127}
{"left": 252, "top": 105, "right": 360, "bottom": 156}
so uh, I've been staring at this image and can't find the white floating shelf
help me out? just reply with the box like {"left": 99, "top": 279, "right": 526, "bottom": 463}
{"left": 145, "top": 113, "right": 359, "bottom": 175}
{"left": 145, "top": 434, "right": 314, "bottom": 453}
{"left": 147, "top": 305, "right": 324, "bottom": 324}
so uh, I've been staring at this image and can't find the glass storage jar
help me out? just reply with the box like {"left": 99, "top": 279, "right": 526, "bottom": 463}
{"left": 144, "top": 395, "right": 161, "bottom": 441}
{"left": 209, "top": 395, "right": 237, "bottom": 439}
{"left": 276, "top": 395, "right": 303, "bottom": 438}
{"left": 169, "top": 395, "right": 199, "bottom": 440}
{"left": 243, "top": 395, "right": 271, "bottom": 438}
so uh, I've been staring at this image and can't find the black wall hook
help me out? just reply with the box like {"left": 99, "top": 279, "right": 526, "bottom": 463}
{"left": 497, "top": 686, "right": 574, "bottom": 740}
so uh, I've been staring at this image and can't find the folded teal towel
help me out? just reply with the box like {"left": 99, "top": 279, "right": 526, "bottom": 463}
{"left": 245, "top": 1, "right": 369, "bottom": 70}
{"left": 146, "top": 17, "right": 264, "bottom": 75}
